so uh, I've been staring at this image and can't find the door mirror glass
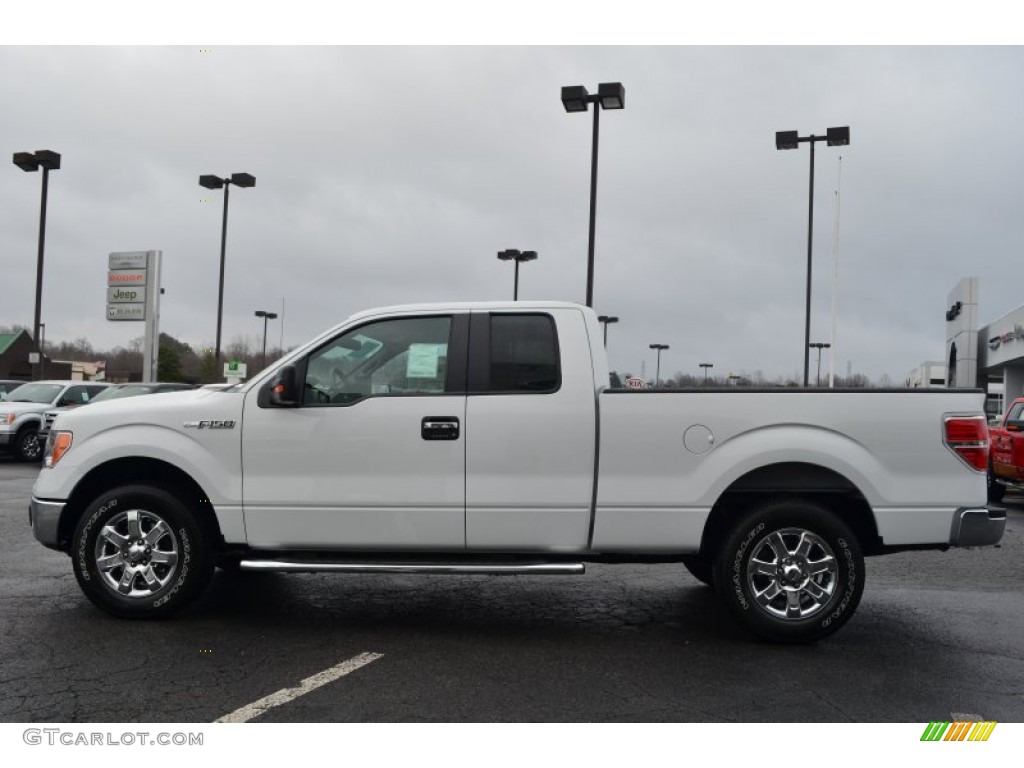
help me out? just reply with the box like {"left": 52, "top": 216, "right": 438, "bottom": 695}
{"left": 270, "top": 365, "right": 300, "bottom": 406}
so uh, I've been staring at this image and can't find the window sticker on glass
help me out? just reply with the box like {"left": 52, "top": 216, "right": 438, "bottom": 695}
{"left": 406, "top": 343, "right": 447, "bottom": 379}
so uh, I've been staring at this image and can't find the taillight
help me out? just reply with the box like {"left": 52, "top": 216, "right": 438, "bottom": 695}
{"left": 944, "top": 415, "right": 989, "bottom": 472}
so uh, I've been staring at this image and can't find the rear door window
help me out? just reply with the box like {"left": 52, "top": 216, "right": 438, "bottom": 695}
{"left": 488, "top": 314, "right": 560, "bottom": 393}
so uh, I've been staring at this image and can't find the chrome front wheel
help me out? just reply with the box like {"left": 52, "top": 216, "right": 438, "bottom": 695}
{"left": 72, "top": 485, "right": 215, "bottom": 618}
{"left": 94, "top": 508, "right": 181, "bottom": 599}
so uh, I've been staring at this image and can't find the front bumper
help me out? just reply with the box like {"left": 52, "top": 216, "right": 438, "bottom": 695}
{"left": 29, "top": 496, "right": 66, "bottom": 551}
{"left": 950, "top": 506, "right": 1006, "bottom": 547}
{"left": 0, "top": 430, "right": 12, "bottom": 447}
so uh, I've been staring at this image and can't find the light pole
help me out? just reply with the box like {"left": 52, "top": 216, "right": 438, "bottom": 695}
{"left": 200, "top": 172, "right": 256, "bottom": 370}
{"left": 809, "top": 342, "right": 831, "bottom": 387}
{"left": 254, "top": 310, "right": 278, "bottom": 370}
{"left": 775, "top": 126, "right": 849, "bottom": 387}
{"left": 700, "top": 362, "right": 713, "bottom": 385}
{"left": 13, "top": 150, "right": 60, "bottom": 381}
{"left": 649, "top": 343, "right": 669, "bottom": 388}
{"left": 597, "top": 315, "right": 619, "bottom": 347}
{"left": 561, "top": 82, "right": 625, "bottom": 307}
{"left": 39, "top": 323, "right": 46, "bottom": 379}
{"left": 496, "top": 249, "right": 537, "bottom": 300}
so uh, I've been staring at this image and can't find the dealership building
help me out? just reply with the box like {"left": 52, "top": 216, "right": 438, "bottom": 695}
{"left": 944, "top": 276, "right": 1021, "bottom": 418}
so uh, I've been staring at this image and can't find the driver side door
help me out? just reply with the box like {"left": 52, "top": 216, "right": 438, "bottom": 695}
{"left": 242, "top": 312, "right": 469, "bottom": 550}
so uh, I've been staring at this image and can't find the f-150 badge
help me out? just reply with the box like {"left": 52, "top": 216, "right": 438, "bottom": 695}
{"left": 183, "top": 420, "right": 236, "bottom": 429}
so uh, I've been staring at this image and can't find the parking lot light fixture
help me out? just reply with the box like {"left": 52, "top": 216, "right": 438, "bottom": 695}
{"left": 13, "top": 149, "right": 61, "bottom": 381}
{"left": 775, "top": 126, "right": 850, "bottom": 387}
{"left": 560, "top": 81, "right": 625, "bottom": 307}
{"left": 200, "top": 171, "right": 256, "bottom": 369}
{"left": 809, "top": 342, "right": 832, "bottom": 387}
{"left": 255, "top": 310, "right": 279, "bottom": 370}
{"left": 700, "top": 362, "right": 713, "bottom": 385}
{"left": 597, "top": 315, "right": 619, "bottom": 347}
{"left": 496, "top": 249, "right": 537, "bottom": 300}
{"left": 649, "top": 343, "right": 669, "bottom": 388}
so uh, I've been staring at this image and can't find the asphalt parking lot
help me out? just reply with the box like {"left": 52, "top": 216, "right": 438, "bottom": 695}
{"left": 1, "top": 455, "right": 1022, "bottom": 723}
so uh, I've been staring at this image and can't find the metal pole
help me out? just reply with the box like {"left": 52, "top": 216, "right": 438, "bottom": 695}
{"left": 803, "top": 139, "right": 816, "bottom": 388}
{"left": 816, "top": 347, "right": 822, "bottom": 387}
{"left": 40, "top": 323, "right": 46, "bottom": 379}
{"left": 33, "top": 167, "right": 49, "bottom": 381}
{"left": 655, "top": 350, "right": 662, "bottom": 389}
{"left": 585, "top": 103, "right": 600, "bottom": 308}
{"left": 513, "top": 259, "right": 519, "bottom": 301}
{"left": 603, "top": 322, "right": 609, "bottom": 347}
{"left": 261, "top": 314, "right": 269, "bottom": 370}
{"left": 215, "top": 182, "right": 230, "bottom": 370}
{"left": 829, "top": 156, "right": 843, "bottom": 389}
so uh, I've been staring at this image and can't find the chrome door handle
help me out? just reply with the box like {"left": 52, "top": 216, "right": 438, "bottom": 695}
{"left": 422, "top": 417, "right": 460, "bottom": 441}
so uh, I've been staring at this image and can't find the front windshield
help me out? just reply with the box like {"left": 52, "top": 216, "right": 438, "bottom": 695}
{"left": 4, "top": 383, "right": 62, "bottom": 404}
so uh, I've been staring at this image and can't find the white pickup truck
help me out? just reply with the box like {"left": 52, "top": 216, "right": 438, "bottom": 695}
{"left": 30, "top": 302, "right": 1004, "bottom": 642}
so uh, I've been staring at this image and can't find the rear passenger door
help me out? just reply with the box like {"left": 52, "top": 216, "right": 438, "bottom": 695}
{"left": 465, "top": 310, "right": 597, "bottom": 551}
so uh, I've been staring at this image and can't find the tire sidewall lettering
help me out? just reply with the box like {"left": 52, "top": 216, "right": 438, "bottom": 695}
{"left": 76, "top": 498, "right": 120, "bottom": 582}
{"left": 821, "top": 536, "right": 858, "bottom": 630}
{"left": 153, "top": 528, "right": 191, "bottom": 608}
{"left": 731, "top": 521, "right": 764, "bottom": 611}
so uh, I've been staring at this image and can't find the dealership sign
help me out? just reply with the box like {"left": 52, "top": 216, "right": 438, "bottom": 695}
{"left": 106, "top": 250, "right": 163, "bottom": 383}
{"left": 107, "top": 252, "right": 150, "bottom": 320}
{"left": 988, "top": 324, "right": 1024, "bottom": 351}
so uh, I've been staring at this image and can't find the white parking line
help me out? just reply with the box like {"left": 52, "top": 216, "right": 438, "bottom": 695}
{"left": 215, "top": 651, "right": 384, "bottom": 723}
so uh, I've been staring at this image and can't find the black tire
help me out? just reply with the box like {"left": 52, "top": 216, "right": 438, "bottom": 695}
{"left": 71, "top": 484, "right": 215, "bottom": 618}
{"left": 14, "top": 425, "right": 42, "bottom": 463}
{"left": 988, "top": 470, "right": 1006, "bottom": 503}
{"left": 681, "top": 554, "right": 714, "bottom": 586}
{"left": 713, "top": 498, "right": 864, "bottom": 643}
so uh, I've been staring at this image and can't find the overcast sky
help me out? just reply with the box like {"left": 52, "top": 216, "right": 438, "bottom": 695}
{"left": 2, "top": 42, "right": 1022, "bottom": 382}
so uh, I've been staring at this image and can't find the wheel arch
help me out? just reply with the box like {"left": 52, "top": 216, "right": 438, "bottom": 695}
{"left": 58, "top": 457, "right": 223, "bottom": 551}
{"left": 699, "top": 462, "right": 882, "bottom": 560}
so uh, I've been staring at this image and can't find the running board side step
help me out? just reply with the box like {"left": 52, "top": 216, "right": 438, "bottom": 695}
{"left": 238, "top": 560, "right": 585, "bottom": 575}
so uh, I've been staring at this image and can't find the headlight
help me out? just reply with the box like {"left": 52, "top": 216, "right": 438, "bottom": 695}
{"left": 1, "top": 413, "right": 14, "bottom": 426}
{"left": 44, "top": 430, "right": 73, "bottom": 468}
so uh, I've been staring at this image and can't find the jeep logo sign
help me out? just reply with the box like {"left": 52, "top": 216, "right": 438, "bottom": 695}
{"left": 107, "top": 287, "right": 141, "bottom": 303}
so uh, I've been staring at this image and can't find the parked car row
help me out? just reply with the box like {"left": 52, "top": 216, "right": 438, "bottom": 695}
{"left": 0, "top": 381, "right": 194, "bottom": 462}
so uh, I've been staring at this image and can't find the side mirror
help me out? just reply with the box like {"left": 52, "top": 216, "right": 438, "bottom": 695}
{"left": 269, "top": 365, "right": 300, "bottom": 407}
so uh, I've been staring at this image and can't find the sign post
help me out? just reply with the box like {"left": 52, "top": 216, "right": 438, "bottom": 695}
{"left": 107, "top": 251, "right": 161, "bottom": 382}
